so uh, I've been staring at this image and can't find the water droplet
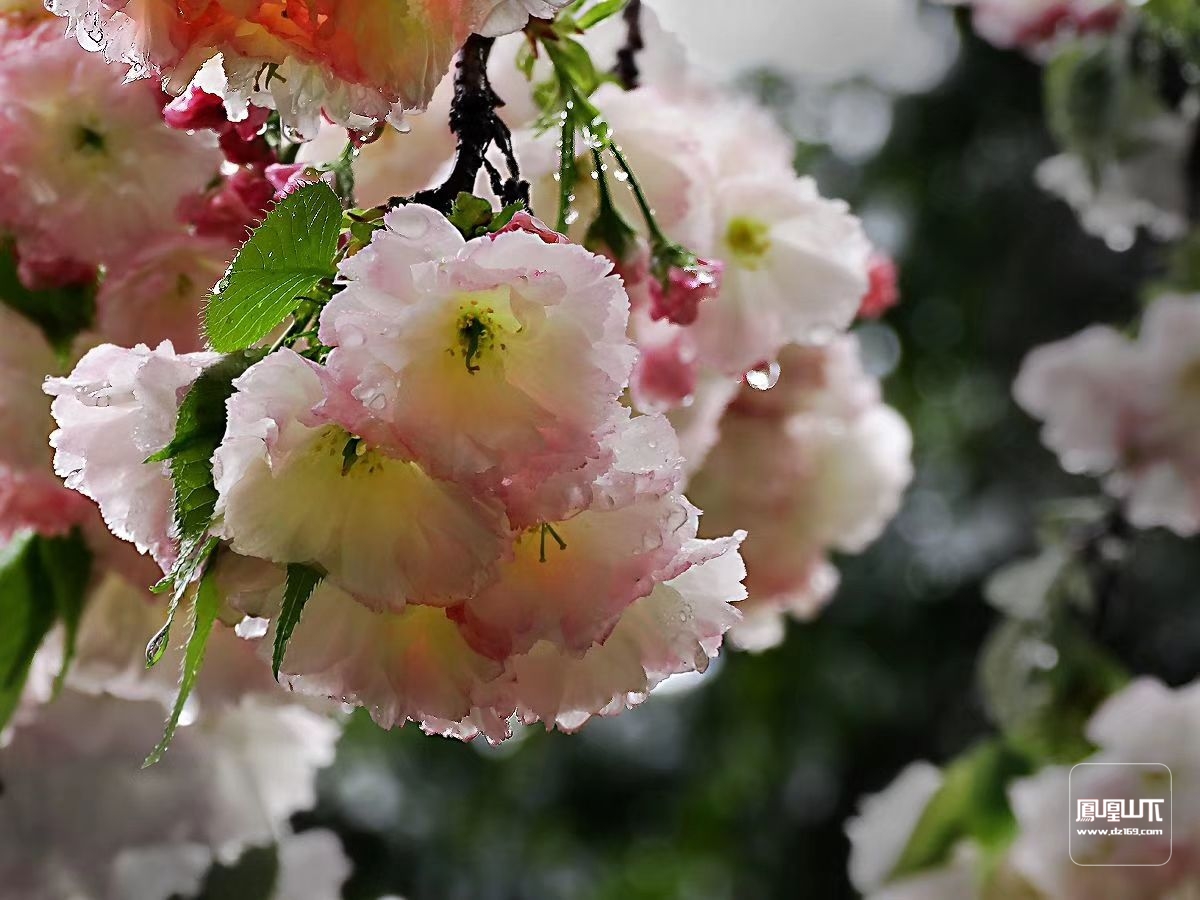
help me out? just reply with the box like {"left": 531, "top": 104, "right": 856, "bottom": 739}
{"left": 235, "top": 616, "right": 270, "bottom": 639}
{"left": 745, "top": 361, "right": 781, "bottom": 391}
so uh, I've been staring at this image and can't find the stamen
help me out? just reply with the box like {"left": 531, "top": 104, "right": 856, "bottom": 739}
{"left": 538, "top": 523, "right": 567, "bottom": 563}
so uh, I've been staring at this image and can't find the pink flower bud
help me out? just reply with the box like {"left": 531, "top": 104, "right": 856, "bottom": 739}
{"left": 858, "top": 253, "right": 900, "bottom": 320}
{"left": 231, "top": 105, "right": 272, "bottom": 141}
{"left": 265, "top": 163, "right": 319, "bottom": 199}
{"left": 649, "top": 258, "right": 723, "bottom": 327}
{"left": 493, "top": 211, "right": 571, "bottom": 245}
{"left": 162, "top": 87, "right": 228, "bottom": 131}
{"left": 218, "top": 127, "right": 275, "bottom": 166}
{"left": 15, "top": 249, "right": 96, "bottom": 292}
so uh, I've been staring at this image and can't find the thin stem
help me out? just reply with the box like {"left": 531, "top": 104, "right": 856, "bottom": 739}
{"left": 556, "top": 100, "right": 577, "bottom": 232}
{"left": 609, "top": 143, "right": 670, "bottom": 248}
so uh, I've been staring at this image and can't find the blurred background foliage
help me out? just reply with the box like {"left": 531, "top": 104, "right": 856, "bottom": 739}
{"left": 281, "top": 13, "right": 1200, "bottom": 899}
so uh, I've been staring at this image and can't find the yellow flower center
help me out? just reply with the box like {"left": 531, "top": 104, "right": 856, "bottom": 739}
{"left": 310, "top": 426, "right": 388, "bottom": 479}
{"left": 724, "top": 216, "right": 772, "bottom": 270}
{"left": 449, "top": 287, "right": 522, "bottom": 374}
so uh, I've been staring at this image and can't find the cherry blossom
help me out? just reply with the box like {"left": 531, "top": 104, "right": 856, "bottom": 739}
{"left": 94, "top": 233, "right": 233, "bottom": 354}
{"left": 212, "top": 349, "right": 512, "bottom": 610}
{"left": 1015, "top": 294, "right": 1200, "bottom": 536}
{"left": 47, "top": 0, "right": 569, "bottom": 138}
{"left": 0, "top": 21, "right": 220, "bottom": 267}
{"left": 45, "top": 342, "right": 220, "bottom": 572}
{"left": 688, "top": 338, "right": 912, "bottom": 650}
{"left": 319, "top": 204, "right": 636, "bottom": 509}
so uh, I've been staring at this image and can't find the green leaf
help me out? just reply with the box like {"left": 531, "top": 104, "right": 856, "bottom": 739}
{"left": 0, "top": 534, "right": 56, "bottom": 730}
{"left": 158, "top": 349, "right": 266, "bottom": 543}
{"left": 576, "top": 0, "right": 628, "bottom": 30}
{"left": 448, "top": 193, "right": 497, "bottom": 238}
{"left": 889, "top": 742, "right": 1030, "bottom": 881}
{"left": 0, "top": 531, "right": 92, "bottom": 731}
{"left": 144, "top": 567, "right": 222, "bottom": 767}
{"left": 0, "top": 240, "right": 96, "bottom": 357}
{"left": 273, "top": 563, "right": 324, "bottom": 680}
{"left": 146, "top": 349, "right": 263, "bottom": 665}
{"left": 145, "top": 536, "right": 217, "bottom": 668}
{"left": 39, "top": 531, "right": 93, "bottom": 692}
{"left": 204, "top": 182, "right": 342, "bottom": 352}
{"left": 545, "top": 37, "right": 605, "bottom": 98}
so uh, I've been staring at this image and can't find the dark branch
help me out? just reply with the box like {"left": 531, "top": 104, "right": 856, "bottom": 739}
{"left": 1186, "top": 121, "right": 1200, "bottom": 227}
{"left": 613, "top": 0, "right": 645, "bottom": 90}
{"left": 396, "top": 34, "right": 528, "bottom": 214}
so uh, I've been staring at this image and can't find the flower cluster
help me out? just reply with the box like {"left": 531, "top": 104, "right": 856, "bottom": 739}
{"left": 1016, "top": 294, "right": 1200, "bottom": 536}
{"left": 46, "top": 205, "right": 748, "bottom": 741}
{"left": 687, "top": 339, "right": 914, "bottom": 650}
{"left": 846, "top": 677, "right": 1200, "bottom": 899}
{"left": 0, "top": 20, "right": 223, "bottom": 286}
{"left": 46, "top": 0, "right": 571, "bottom": 137}
{"left": 0, "top": 575, "right": 346, "bottom": 900}
{"left": 521, "top": 75, "right": 876, "bottom": 404}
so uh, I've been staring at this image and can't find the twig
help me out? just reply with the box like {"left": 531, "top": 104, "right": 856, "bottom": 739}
{"left": 613, "top": 0, "right": 645, "bottom": 90}
{"left": 397, "top": 34, "right": 529, "bottom": 213}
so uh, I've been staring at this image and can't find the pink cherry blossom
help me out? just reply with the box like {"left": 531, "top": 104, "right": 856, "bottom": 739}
{"left": 47, "top": 0, "right": 569, "bottom": 138}
{"left": 689, "top": 340, "right": 912, "bottom": 650}
{"left": 295, "top": 73, "right": 456, "bottom": 208}
{"left": 1015, "top": 294, "right": 1200, "bottom": 535}
{"left": 222, "top": 512, "right": 744, "bottom": 742}
{"left": 212, "top": 349, "right": 512, "bottom": 610}
{"left": 178, "top": 166, "right": 275, "bottom": 244}
{"left": 480, "top": 534, "right": 745, "bottom": 735}
{"left": 695, "top": 175, "right": 871, "bottom": 375}
{"left": 0, "top": 466, "right": 93, "bottom": 543}
{"left": 0, "top": 21, "right": 221, "bottom": 267}
{"left": 520, "top": 79, "right": 871, "bottom": 377}
{"left": 44, "top": 342, "right": 219, "bottom": 572}
{"left": 648, "top": 258, "right": 724, "bottom": 327}
{"left": 94, "top": 232, "right": 233, "bottom": 353}
{"left": 319, "top": 204, "right": 637, "bottom": 510}
{"left": 858, "top": 252, "right": 901, "bottom": 320}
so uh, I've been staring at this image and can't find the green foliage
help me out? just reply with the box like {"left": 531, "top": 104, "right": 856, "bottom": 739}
{"left": 1142, "top": 0, "right": 1200, "bottom": 62}
{"left": 1044, "top": 41, "right": 1128, "bottom": 166}
{"left": 145, "top": 568, "right": 223, "bottom": 766}
{"left": 0, "top": 531, "right": 92, "bottom": 732}
{"left": 273, "top": 563, "right": 324, "bottom": 680}
{"left": 889, "top": 742, "right": 1031, "bottom": 881}
{"left": 205, "top": 182, "right": 342, "bottom": 352}
{"left": 0, "top": 240, "right": 95, "bottom": 357}
{"left": 146, "top": 350, "right": 264, "bottom": 666}
{"left": 445, "top": 193, "right": 526, "bottom": 239}
{"left": 981, "top": 618, "right": 1127, "bottom": 762}
{"left": 195, "top": 845, "right": 280, "bottom": 900}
